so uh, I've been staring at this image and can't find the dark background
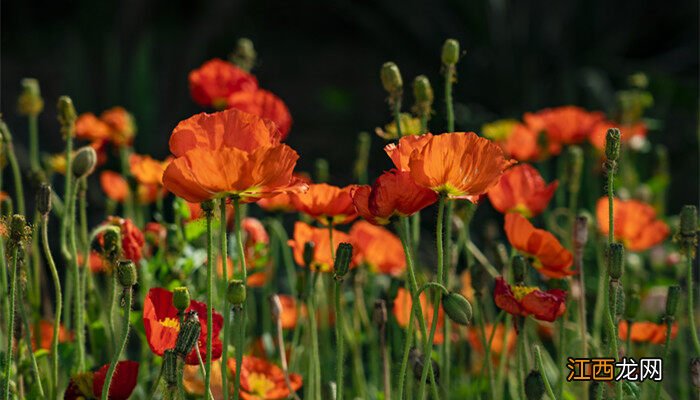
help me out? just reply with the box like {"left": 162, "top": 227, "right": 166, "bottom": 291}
{"left": 2, "top": 0, "right": 698, "bottom": 212}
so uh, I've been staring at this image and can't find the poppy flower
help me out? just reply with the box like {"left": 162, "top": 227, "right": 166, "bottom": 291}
{"left": 101, "top": 107, "right": 136, "bottom": 146}
{"left": 524, "top": 106, "right": 605, "bottom": 155}
{"left": 143, "top": 287, "right": 224, "bottom": 365}
{"left": 618, "top": 320, "right": 678, "bottom": 345}
{"left": 482, "top": 119, "right": 540, "bottom": 162}
{"left": 493, "top": 277, "right": 567, "bottom": 322}
{"left": 189, "top": 58, "right": 259, "bottom": 109}
{"left": 183, "top": 360, "right": 226, "bottom": 399}
{"left": 349, "top": 220, "right": 405, "bottom": 276}
{"left": 227, "top": 89, "right": 292, "bottom": 140}
{"left": 31, "top": 320, "right": 74, "bottom": 351}
{"left": 277, "top": 294, "right": 300, "bottom": 330}
{"left": 102, "top": 217, "right": 145, "bottom": 263}
{"left": 407, "top": 132, "right": 515, "bottom": 201}
{"left": 227, "top": 355, "right": 303, "bottom": 400}
{"left": 100, "top": 171, "right": 130, "bottom": 203}
{"left": 258, "top": 174, "right": 313, "bottom": 213}
{"left": 589, "top": 121, "right": 648, "bottom": 151}
{"left": 77, "top": 250, "right": 107, "bottom": 273}
{"left": 467, "top": 323, "right": 517, "bottom": 358}
{"left": 287, "top": 221, "right": 356, "bottom": 272}
{"left": 392, "top": 287, "right": 445, "bottom": 344}
{"left": 488, "top": 164, "right": 558, "bottom": 217}
{"left": 163, "top": 109, "right": 306, "bottom": 204}
{"left": 291, "top": 183, "right": 358, "bottom": 225}
{"left": 504, "top": 213, "right": 574, "bottom": 278}
{"left": 75, "top": 113, "right": 111, "bottom": 142}
{"left": 65, "top": 360, "right": 139, "bottom": 400}
{"left": 384, "top": 133, "right": 433, "bottom": 171}
{"left": 595, "top": 197, "right": 670, "bottom": 251}
{"left": 129, "top": 154, "right": 171, "bottom": 186}
{"left": 351, "top": 169, "right": 437, "bottom": 225}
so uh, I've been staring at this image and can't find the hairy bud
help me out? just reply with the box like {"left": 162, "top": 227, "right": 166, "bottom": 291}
{"left": 442, "top": 292, "right": 472, "bottom": 326}
{"left": 36, "top": 183, "right": 52, "bottom": 216}
{"left": 116, "top": 260, "right": 137, "bottom": 287}
{"left": 333, "top": 242, "right": 353, "bottom": 280}
{"left": 441, "top": 39, "right": 460, "bottom": 66}
{"left": 227, "top": 279, "right": 247, "bottom": 306}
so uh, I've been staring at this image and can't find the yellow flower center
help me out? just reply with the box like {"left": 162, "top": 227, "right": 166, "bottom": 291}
{"left": 511, "top": 204, "right": 533, "bottom": 218}
{"left": 511, "top": 285, "right": 538, "bottom": 301}
{"left": 159, "top": 317, "right": 181, "bottom": 330}
{"left": 248, "top": 372, "right": 275, "bottom": 396}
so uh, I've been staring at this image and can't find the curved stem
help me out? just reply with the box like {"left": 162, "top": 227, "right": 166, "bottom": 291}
{"left": 220, "top": 198, "right": 230, "bottom": 399}
{"left": 42, "top": 215, "right": 62, "bottom": 399}
{"left": 534, "top": 345, "right": 556, "bottom": 400}
{"left": 101, "top": 286, "right": 132, "bottom": 400}
{"left": 232, "top": 197, "right": 248, "bottom": 400}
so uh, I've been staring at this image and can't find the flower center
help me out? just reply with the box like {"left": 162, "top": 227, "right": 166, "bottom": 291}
{"left": 159, "top": 317, "right": 180, "bottom": 330}
{"left": 248, "top": 372, "right": 275, "bottom": 396}
{"left": 511, "top": 285, "right": 538, "bottom": 301}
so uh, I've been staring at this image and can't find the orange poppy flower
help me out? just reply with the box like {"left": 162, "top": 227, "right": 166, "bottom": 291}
{"left": 100, "top": 171, "right": 130, "bottom": 203}
{"left": 589, "top": 121, "right": 648, "bottom": 151}
{"left": 407, "top": 132, "right": 515, "bottom": 200}
{"left": 77, "top": 250, "right": 107, "bottom": 273}
{"left": 392, "top": 287, "right": 445, "bottom": 344}
{"left": 163, "top": 109, "right": 305, "bottom": 204}
{"left": 101, "top": 106, "right": 136, "bottom": 146}
{"left": 524, "top": 106, "right": 605, "bottom": 155}
{"left": 65, "top": 360, "right": 139, "bottom": 400}
{"left": 31, "top": 320, "right": 74, "bottom": 351}
{"left": 287, "top": 221, "right": 356, "bottom": 272}
{"left": 349, "top": 220, "right": 405, "bottom": 276}
{"left": 189, "top": 58, "right": 259, "bottom": 109}
{"left": 504, "top": 213, "right": 574, "bottom": 278}
{"left": 227, "top": 89, "right": 292, "bottom": 140}
{"left": 351, "top": 169, "right": 437, "bottom": 225}
{"left": 467, "top": 323, "right": 516, "bottom": 357}
{"left": 488, "top": 164, "right": 558, "bottom": 217}
{"left": 291, "top": 183, "right": 358, "bottom": 225}
{"left": 102, "top": 217, "right": 145, "bottom": 263}
{"left": 258, "top": 174, "right": 312, "bottom": 212}
{"left": 183, "top": 360, "right": 225, "bottom": 399}
{"left": 493, "top": 277, "right": 567, "bottom": 322}
{"left": 143, "top": 287, "right": 223, "bottom": 365}
{"left": 227, "top": 356, "right": 303, "bottom": 400}
{"left": 482, "top": 119, "right": 540, "bottom": 162}
{"left": 384, "top": 133, "right": 433, "bottom": 171}
{"left": 75, "top": 113, "right": 111, "bottom": 141}
{"left": 618, "top": 320, "right": 678, "bottom": 345}
{"left": 278, "top": 294, "right": 300, "bottom": 330}
{"left": 595, "top": 197, "right": 669, "bottom": 251}
{"left": 129, "top": 154, "right": 171, "bottom": 186}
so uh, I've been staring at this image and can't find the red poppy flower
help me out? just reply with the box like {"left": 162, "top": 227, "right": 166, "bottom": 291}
{"left": 102, "top": 217, "right": 145, "bottom": 263}
{"left": 101, "top": 107, "right": 136, "bottom": 146}
{"left": 65, "top": 360, "right": 139, "bottom": 400}
{"left": 77, "top": 250, "right": 107, "bottom": 273}
{"left": 227, "top": 89, "right": 292, "bottom": 140}
{"left": 488, "top": 164, "right": 558, "bottom": 217}
{"left": 31, "top": 320, "right": 74, "bottom": 351}
{"left": 277, "top": 295, "right": 300, "bottom": 330}
{"left": 589, "top": 121, "right": 647, "bottom": 151}
{"left": 351, "top": 169, "right": 437, "bottom": 225}
{"left": 482, "top": 119, "right": 540, "bottom": 162}
{"left": 227, "top": 355, "right": 303, "bottom": 400}
{"left": 100, "top": 171, "right": 130, "bottom": 203}
{"left": 143, "top": 287, "right": 224, "bottom": 365}
{"left": 493, "top": 277, "right": 567, "bottom": 322}
{"left": 596, "top": 197, "right": 670, "bottom": 251}
{"left": 287, "top": 221, "right": 357, "bottom": 272}
{"left": 504, "top": 213, "right": 574, "bottom": 278}
{"left": 349, "top": 220, "right": 405, "bottom": 276}
{"left": 392, "top": 287, "right": 445, "bottom": 344}
{"left": 618, "top": 320, "right": 678, "bottom": 345}
{"left": 384, "top": 133, "right": 433, "bottom": 171}
{"left": 524, "top": 106, "right": 605, "bottom": 155}
{"left": 75, "top": 113, "right": 111, "bottom": 142}
{"left": 189, "top": 58, "right": 259, "bottom": 109}
{"left": 291, "top": 183, "right": 358, "bottom": 225}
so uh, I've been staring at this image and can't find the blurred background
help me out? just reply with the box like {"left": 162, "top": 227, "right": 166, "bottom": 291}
{"left": 2, "top": 0, "right": 698, "bottom": 212}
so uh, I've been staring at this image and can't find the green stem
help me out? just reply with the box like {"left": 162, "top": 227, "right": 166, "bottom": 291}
{"left": 445, "top": 65, "right": 455, "bottom": 132}
{"left": 6, "top": 141, "right": 25, "bottom": 216}
{"left": 686, "top": 249, "right": 700, "bottom": 355}
{"left": 28, "top": 115, "right": 39, "bottom": 171}
{"left": 204, "top": 205, "right": 214, "bottom": 397}
{"left": 220, "top": 199, "right": 230, "bottom": 399}
{"left": 232, "top": 197, "right": 248, "bottom": 400}
{"left": 68, "top": 179, "right": 85, "bottom": 371}
{"left": 334, "top": 278, "right": 345, "bottom": 400}
{"left": 2, "top": 247, "right": 17, "bottom": 400}
{"left": 101, "top": 285, "right": 132, "bottom": 400}
{"left": 442, "top": 201, "right": 454, "bottom": 394}
{"left": 534, "top": 345, "right": 556, "bottom": 400}
{"left": 41, "top": 215, "right": 62, "bottom": 400}
{"left": 516, "top": 323, "right": 527, "bottom": 400}
{"left": 393, "top": 99, "right": 403, "bottom": 137}
{"left": 60, "top": 131, "right": 74, "bottom": 260}
{"left": 18, "top": 285, "right": 44, "bottom": 398}
{"left": 653, "top": 320, "right": 675, "bottom": 400}
{"left": 307, "top": 274, "right": 322, "bottom": 400}
{"left": 397, "top": 296, "right": 416, "bottom": 400}
{"left": 475, "top": 296, "right": 495, "bottom": 400}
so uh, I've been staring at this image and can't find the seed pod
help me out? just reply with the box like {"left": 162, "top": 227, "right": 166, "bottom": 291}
{"left": 607, "top": 243, "right": 624, "bottom": 280}
{"left": 525, "top": 370, "right": 545, "bottom": 400}
{"left": 605, "top": 128, "right": 621, "bottom": 162}
{"left": 611, "top": 283, "right": 625, "bottom": 317}
{"left": 36, "top": 183, "right": 52, "bottom": 216}
{"left": 18, "top": 78, "right": 44, "bottom": 117}
{"left": 303, "top": 241, "right": 315, "bottom": 268}
{"left": 162, "top": 349, "right": 179, "bottom": 386}
{"left": 442, "top": 292, "right": 472, "bottom": 326}
{"left": 380, "top": 62, "right": 403, "bottom": 94}
{"left": 173, "top": 287, "right": 191, "bottom": 313}
{"left": 57, "top": 96, "right": 77, "bottom": 136}
{"left": 333, "top": 242, "right": 353, "bottom": 280}
{"left": 441, "top": 39, "right": 460, "bottom": 66}
{"left": 680, "top": 205, "right": 698, "bottom": 237}
{"left": 72, "top": 146, "right": 98, "bottom": 179}
{"left": 665, "top": 285, "right": 681, "bottom": 319}
{"left": 512, "top": 255, "right": 528, "bottom": 284}
{"left": 175, "top": 315, "right": 201, "bottom": 358}
{"left": 116, "top": 260, "right": 138, "bottom": 287}
{"left": 227, "top": 279, "right": 246, "bottom": 306}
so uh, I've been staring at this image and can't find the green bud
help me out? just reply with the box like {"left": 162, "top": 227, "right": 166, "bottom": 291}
{"left": 333, "top": 242, "right": 353, "bottom": 280}
{"left": 624, "top": 288, "right": 640, "bottom": 320}
{"left": 227, "top": 279, "right": 246, "bottom": 306}
{"left": 200, "top": 199, "right": 215, "bottom": 215}
{"left": 102, "top": 228, "right": 122, "bottom": 265}
{"left": 230, "top": 37, "right": 257, "bottom": 72}
{"left": 175, "top": 313, "right": 201, "bottom": 358}
{"left": 173, "top": 287, "right": 191, "bottom": 312}
{"left": 567, "top": 146, "right": 583, "bottom": 193}
{"left": 441, "top": 39, "right": 460, "bottom": 66}
{"left": 162, "top": 349, "right": 179, "bottom": 386}
{"left": 116, "top": 260, "right": 137, "bottom": 287}
{"left": 680, "top": 205, "right": 698, "bottom": 237}
{"left": 72, "top": 146, "right": 98, "bottom": 179}
{"left": 512, "top": 255, "right": 528, "bottom": 284}
{"left": 57, "top": 96, "right": 77, "bottom": 136}
{"left": 442, "top": 291, "right": 472, "bottom": 326}
{"left": 303, "top": 241, "right": 315, "bottom": 268}
{"left": 36, "top": 183, "right": 52, "bottom": 216}
{"left": 525, "top": 370, "right": 545, "bottom": 400}
{"left": 665, "top": 285, "right": 681, "bottom": 319}
{"left": 605, "top": 128, "right": 621, "bottom": 162}
{"left": 9, "top": 214, "right": 29, "bottom": 246}
{"left": 413, "top": 75, "right": 434, "bottom": 116}
{"left": 380, "top": 62, "right": 403, "bottom": 94}
{"left": 17, "top": 78, "right": 44, "bottom": 116}
{"left": 607, "top": 243, "right": 624, "bottom": 280}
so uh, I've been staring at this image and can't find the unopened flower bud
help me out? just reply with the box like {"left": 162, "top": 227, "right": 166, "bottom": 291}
{"left": 512, "top": 255, "right": 528, "bottom": 284}
{"left": 200, "top": 199, "right": 215, "bottom": 215}
{"left": 612, "top": 283, "right": 625, "bottom": 317}
{"left": 680, "top": 205, "right": 698, "bottom": 237}
{"left": 9, "top": 214, "right": 29, "bottom": 246}
{"left": 116, "top": 260, "right": 137, "bottom": 287}
{"left": 624, "top": 288, "right": 640, "bottom": 320}
{"left": 373, "top": 299, "right": 388, "bottom": 326}
{"left": 525, "top": 370, "right": 545, "bottom": 400}
{"left": 17, "top": 78, "right": 44, "bottom": 116}
{"left": 173, "top": 287, "right": 191, "bottom": 313}
{"left": 380, "top": 62, "right": 403, "bottom": 94}
{"left": 442, "top": 291, "right": 472, "bottom": 326}
{"left": 607, "top": 243, "right": 624, "bottom": 279}
{"left": 665, "top": 285, "right": 681, "bottom": 319}
{"left": 230, "top": 37, "right": 257, "bottom": 72}
{"left": 227, "top": 279, "right": 246, "bottom": 306}
{"left": 162, "top": 349, "right": 179, "bottom": 386}
{"left": 72, "top": 146, "right": 97, "bottom": 179}
{"left": 409, "top": 347, "right": 439, "bottom": 384}
{"left": 691, "top": 358, "right": 700, "bottom": 389}
{"left": 441, "top": 39, "right": 460, "bottom": 66}
{"left": 413, "top": 75, "right": 434, "bottom": 116}
{"left": 175, "top": 315, "right": 201, "bottom": 358}
{"left": 102, "top": 228, "right": 122, "bottom": 265}
{"left": 303, "top": 241, "right": 315, "bottom": 268}
{"left": 36, "top": 183, "right": 52, "bottom": 216}
{"left": 57, "top": 96, "right": 77, "bottom": 136}
{"left": 605, "top": 128, "right": 621, "bottom": 162}
{"left": 333, "top": 242, "right": 353, "bottom": 280}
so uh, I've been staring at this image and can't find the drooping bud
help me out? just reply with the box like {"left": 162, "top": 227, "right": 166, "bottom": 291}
{"left": 116, "top": 260, "right": 138, "bottom": 287}
{"left": 175, "top": 314, "right": 201, "bottom": 358}
{"left": 624, "top": 288, "right": 640, "bottom": 320}
{"left": 665, "top": 285, "right": 681, "bottom": 319}
{"left": 373, "top": 299, "right": 388, "bottom": 326}
{"left": 441, "top": 39, "right": 460, "bottom": 66}
{"left": 607, "top": 243, "right": 624, "bottom": 280}
{"left": 230, "top": 37, "right": 257, "bottom": 72}
{"left": 524, "top": 370, "right": 545, "bottom": 400}
{"left": 227, "top": 279, "right": 246, "bottom": 306}
{"left": 333, "top": 242, "right": 353, "bottom": 280}
{"left": 17, "top": 78, "right": 44, "bottom": 116}
{"left": 36, "top": 183, "right": 52, "bottom": 216}
{"left": 162, "top": 349, "right": 179, "bottom": 386}
{"left": 57, "top": 96, "right": 77, "bottom": 138}
{"left": 605, "top": 128, "right": 621, "bottom": 162}
{"left": 72, "top": 146, "right": 98, "bottom": 179}
{"left": 412, "top": 75, "right": 434, "bottom": 116}
{"left": 512, "top": 255, "right": 528, "bottom": 284}
{"left": 173, "top": 287, "right": 191, "bottom": 313}
{"left": 442, "top": 292, "right": 472, "bottom": 326}
{"left": 380, "top": 62, "right": 403, "bottom": 94}
{"left": 303, "top": 241, "right": 315, "bottom": 268}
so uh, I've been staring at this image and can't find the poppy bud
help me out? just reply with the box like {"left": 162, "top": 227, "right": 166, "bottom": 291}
{"left": 380, "top": 62, "right": 403, "bottom": 94}
{"left": 665, "top": 285, "right": 681, "bottom": 319}
{"left": 173, "top": 287, "right": 191, "bottom": 313}
{"left": 512, "top": 255, "right": 528, "bottom": 284}
{"left": 175, "top": 315, "right": 201, "bottom": 358}
{"left": 116, "top": 260, "right": 137, "bottom": 287}
{"left": 36, "top": 183, "right": 52, "bottom": 216}
{"left": 413, "top": 75, "right": 434, "bottom": 116}
{"left": 525, "top": 370, "right": 545, "bottom": 400}
{"left": 691, "top": 358, "right": 700, "bottom": 389}
{"left": 373, "top": 299, "right": 388, "bottom": 326}
{"left": 57, "top": 96, "right": 77, "bottom": 136}
{"left": 441, "top": 39, "right": 460, "bottom": 66}
{"left": 17, "top": 78, "right": 44, "bottom": 117}
{"left": 680, "top": 205, "right": 698, "bottom": 237}
{"left": 607, "top": 243, "right": 624, "bottom": 280}
{"left": 162, "top": 349, "right": 179, "bottom": 386}
{"left": 333, "top": 242, "right": 353, "bottom": 280}
{"left": 442, "top": 291, "right": 472, "bottom": 326}
{"left": 72, "top": 146, "right": 97, "bottom": 179}
{"left": 200, "top": 199, "right": 215, "bottom": 215}
{"left": 230, "top": 37, "right": 257, "bottom": 72}
{"left": 227, "top": 279, "right": 246, "bottom": 306}
{"left": 9, "top": 214, "right": 29, "bottom": 247}
{"left": 269, "top": 294, "right": 283, "bottom": 320}
{"left": 624, "top": 288, "right": 640, "bottom": 320}
{"left": 605, "top": 128, "right": 621, "bottom": 162}
{"left": 409, "top": 347, "right": 439, "bottom": 384}
{"left": 303, "top": 241, "right": 315, "bottom": 268}
{"left": 567, "top": 146, "right": 583, "bottom": 194}
{"left": 102, "top": 228, "right": 122, "bottom": 265}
